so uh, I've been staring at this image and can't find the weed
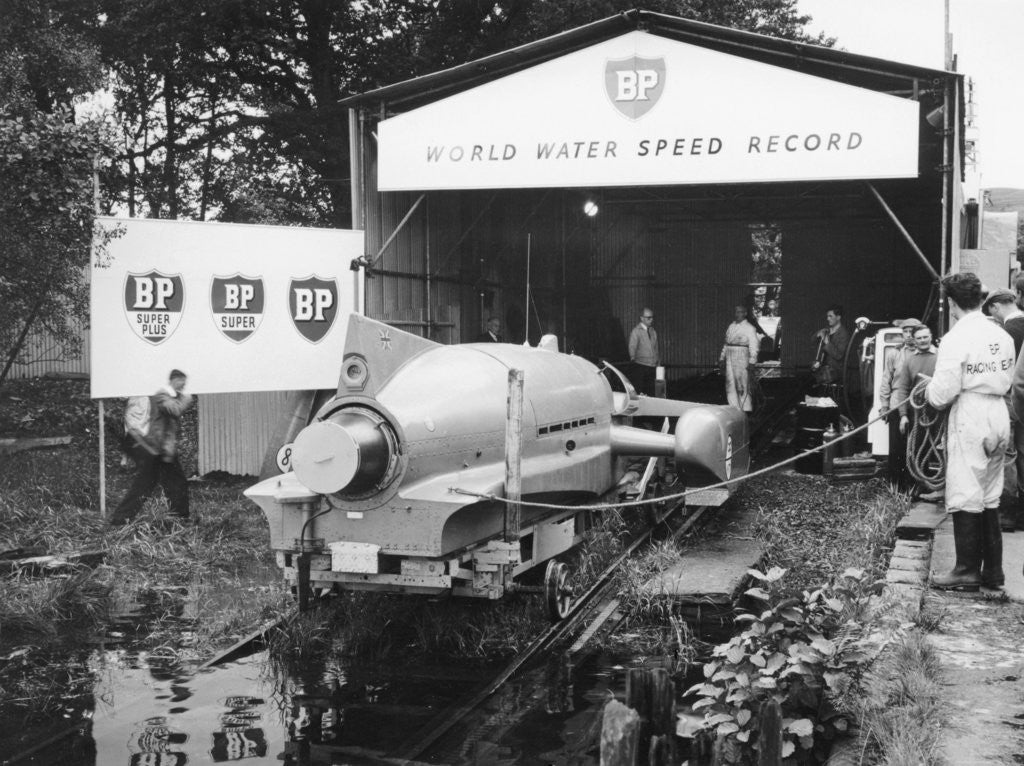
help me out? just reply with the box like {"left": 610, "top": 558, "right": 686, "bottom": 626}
{"left": 687, "top": 567, "right": 875, "bottom": 764}
{"left": 853, "top": 631, "right": 945, "bottom": 765}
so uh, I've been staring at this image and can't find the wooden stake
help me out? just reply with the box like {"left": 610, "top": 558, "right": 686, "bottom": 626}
{"left": 98, "top": 400, "right": 106, "bottom": 518}
{"left": 504, "top": 368, "right": 524, "bottom": 541}
{"left": 600, "top": 700, "right": 639, "bottom": 766}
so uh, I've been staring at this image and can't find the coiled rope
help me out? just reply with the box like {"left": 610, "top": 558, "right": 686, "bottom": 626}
{"left": 904, "top": 379, "right": 947, "bottom": 492}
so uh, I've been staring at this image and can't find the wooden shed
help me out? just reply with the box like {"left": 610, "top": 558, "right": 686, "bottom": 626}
{"left": 340, "top": 10, "right": 964, "bottom": 383}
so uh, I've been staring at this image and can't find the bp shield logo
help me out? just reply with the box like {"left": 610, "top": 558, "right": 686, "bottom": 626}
{"left": 289, "top": 276, "right": 338, "bottom": 343}
{"left": 605, "top": 56, "right": 666, "bottom": 119}
{"left": 211, "top": 275, "right": 264, "bottom": 343}
{"left": 124, "top": 271, "right": 184, "bottom": 345}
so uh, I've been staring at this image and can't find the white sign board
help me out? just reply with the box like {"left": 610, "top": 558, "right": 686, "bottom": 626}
{"left": 90, "top": 217, "right": 363, "bottom": 398}
{"left": 379, "top": 31, "right": 920, "bottom": 190}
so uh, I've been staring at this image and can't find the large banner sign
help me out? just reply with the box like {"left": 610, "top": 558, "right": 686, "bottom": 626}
{"left": 378, "top": 31, "right": 920, "bottom": 190}
{"left": 91, "top": 217, "right": 363, "bottom": 398}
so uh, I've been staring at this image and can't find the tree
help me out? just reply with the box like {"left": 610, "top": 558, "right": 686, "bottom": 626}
{"left": 95, "top": 0, "right": 829, "bottom": 228}
{"left": 0, "top": 0, "right": 114, "bottom": 385}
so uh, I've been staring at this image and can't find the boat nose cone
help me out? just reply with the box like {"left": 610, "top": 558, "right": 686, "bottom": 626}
{"left": 292, "top": 420, "right": 360, "bottom": 494}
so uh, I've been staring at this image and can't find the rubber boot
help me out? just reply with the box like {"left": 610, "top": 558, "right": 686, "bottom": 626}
{"left": 997, "top": 496, "right": 1017, "bottom": 532}
{"left": 980, "top": 507, "right": 1005, "bottom": 589}
{"left": 932, "top": 511, "right": 983, "bottom": 591}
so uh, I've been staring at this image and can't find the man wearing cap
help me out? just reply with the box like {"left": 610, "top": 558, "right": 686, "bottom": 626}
{"left": 878, "top": 317, "right": 920, "bottom": 487}
{"left": 985, "top": 287, "right": 1024, "bottom": 530}
{"left": 109, "top": 369, "right": 194, "bottom": 527}
{"left": 984, "top": 288, "right": 1024, "bottom": 355}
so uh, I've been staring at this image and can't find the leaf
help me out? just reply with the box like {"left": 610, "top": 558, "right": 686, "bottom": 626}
{"left": 726, "top": 645, "right": 745, "bottom": 664}
{"left": 764, "top": 653, "right": 787, "bottom": 675}
{"left": 717, "top": 722, "right": 740, "bottom": 736}
{"left": 745, "top": 587, "right": 770, "bottom": 600}
{"left": 811, "top": 637, "right": 835, "bottom": 656}
{"left": 753, "top": 676, "right": 777, "bottom": 689}
{"left": 703, "top": 661, "right": 720, "bottom": 679}
{"left": 782, "top": 741, "right": 796, "bottom": 758}
{"left": 707, "top": 713, "right": 735, "bottom": 726}
{"left": 692, "top": 697, "right": 716, "bottom": 710}
{"left": 785, "top": 718, "right": 814, "bottom": 737}
{"left": 737, "top": 729, "right": 751, "bottom": 742}
{"left": 765, "top": 566, "right": 787, "bottom": 580}
{"left": 747, "top": 568, "right": 768, "bottom": 581}
{"left": 842, "top": 567, "right": 864, "bottom": 580}
{"left": 687, "top": 683, "right": 720, "bottom": 697}
{"left": 748, "top": 653, "right": 766, "bottom": 668}
{"left": 736, "top": 708, "right": 752, "bottom": 727}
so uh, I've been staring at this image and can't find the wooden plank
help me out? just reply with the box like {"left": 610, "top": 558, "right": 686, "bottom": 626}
{"left": 0, "top": 436, "right": 73, "bottom": 455}
{"left": 641, "top": 536, "right": 763, "bottom": 601}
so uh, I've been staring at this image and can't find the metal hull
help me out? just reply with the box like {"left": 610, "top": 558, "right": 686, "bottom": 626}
{"left": 245, "top": 314, "right": 749, "bottom": 599}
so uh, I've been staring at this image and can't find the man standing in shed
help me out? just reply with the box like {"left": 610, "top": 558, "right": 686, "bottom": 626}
{"left": 927, "top": 274, "right": 1014, "bottom": 592}
{"left": 628, "top": 307, "right": 660, "bottom": 396}
{"left": 476, "top": 316, "right": 502, "bottom": 343}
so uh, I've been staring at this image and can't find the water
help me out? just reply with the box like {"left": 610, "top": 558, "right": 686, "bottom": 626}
{"left": 12, "top": 645, "right": 680, "bottom": 765}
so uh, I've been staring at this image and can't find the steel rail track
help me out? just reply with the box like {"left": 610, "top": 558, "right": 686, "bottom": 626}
{"left": 391, "top": 499, "right": 712, "bottom": 764}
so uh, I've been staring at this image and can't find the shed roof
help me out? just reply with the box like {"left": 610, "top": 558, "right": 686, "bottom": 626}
{"left": 340, "top": 8, "right": 955, "bottom": 112}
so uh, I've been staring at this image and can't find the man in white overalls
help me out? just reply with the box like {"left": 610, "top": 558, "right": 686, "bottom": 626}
{"left": 927, "top": 273, "right": 1015, "bottom": 591}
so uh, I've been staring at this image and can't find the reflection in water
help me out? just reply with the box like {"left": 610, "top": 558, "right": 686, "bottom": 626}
{"left": 23, "top": 642, "right": 652, "bottom": 765}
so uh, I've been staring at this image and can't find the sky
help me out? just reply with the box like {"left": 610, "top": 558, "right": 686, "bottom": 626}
{"left": 797, "top": 0, "right": 1023, "bottom": 192}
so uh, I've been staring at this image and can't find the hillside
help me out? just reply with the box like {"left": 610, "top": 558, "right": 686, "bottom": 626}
{"left": 986, "top": 188, "right": 1024, "bottom": 213}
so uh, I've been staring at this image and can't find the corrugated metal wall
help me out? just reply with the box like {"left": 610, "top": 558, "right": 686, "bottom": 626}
{"left": 363, "top": 184, "right": 942, "bottom": 385}
{"left": 7, "top": 320, "right": 91, "bottom": 379}
{"left": 198, "top": 391, "right": 293, "bottom": 476}
{"left": 784, "top": 218, "right": 937, "bottom": 369}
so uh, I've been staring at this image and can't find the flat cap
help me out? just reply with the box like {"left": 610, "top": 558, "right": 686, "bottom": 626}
{"left": 982, "top": 287, "right": 1017, "bottom": 309}
{"left": 892, "top": 317, "right": 922, "bottom": 328}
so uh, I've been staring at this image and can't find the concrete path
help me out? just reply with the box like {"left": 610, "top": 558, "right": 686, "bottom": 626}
{"left": 928, "top": 518, "right": 1024, "bottom": 765}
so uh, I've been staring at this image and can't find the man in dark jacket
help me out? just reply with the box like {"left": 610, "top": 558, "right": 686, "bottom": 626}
{"left": 476, "top": 317, "right": 502, "bottom": 342}
{"left": 108, "top": 369, "right": 194, "bottom": 527}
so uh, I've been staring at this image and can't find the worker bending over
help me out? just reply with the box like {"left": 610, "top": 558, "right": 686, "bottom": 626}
{"left": 926, "top": 273, "right": 1014, "bottom": 591}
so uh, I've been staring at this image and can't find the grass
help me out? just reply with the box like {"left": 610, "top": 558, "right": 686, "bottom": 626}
{"left": 849, "top": 629, "right": 946, "bottom": 765}
{"left": 0, "top": 377, "right": 291, "bottom": 727}
{"left": 266, "top": 507, "right": 643, "bottom": 670}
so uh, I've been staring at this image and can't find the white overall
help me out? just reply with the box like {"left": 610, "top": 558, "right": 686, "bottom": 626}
{"left": 926, "top": 311, "right": 1015, "bottom": 512}
{"left": 720, "top": 321, "right": 759, "bottom": 412}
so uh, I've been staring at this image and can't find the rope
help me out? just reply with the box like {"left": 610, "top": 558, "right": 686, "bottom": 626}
{"left": 904, "top": 379, "right": 947, "bottom": 492}
{"left": 449, "top": 391, "right": 918, "bottom": 513}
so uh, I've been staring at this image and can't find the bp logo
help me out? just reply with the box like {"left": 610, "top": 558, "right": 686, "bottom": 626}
{"left": 123, "top": 271, "right": 184, "bottom": 345}
{"left": 210, "top": 274, "right": 264, "bottom": 343}
{"left": 289, "top": 276, "right": 338, "bottom": 343}
{"left": 605, "top": 55, "right": 666, "bottom": 120}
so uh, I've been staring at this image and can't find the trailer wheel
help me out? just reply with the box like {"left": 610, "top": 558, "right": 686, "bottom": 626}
{"left": 544, "top": 560, "right": 573, "bottom": 621}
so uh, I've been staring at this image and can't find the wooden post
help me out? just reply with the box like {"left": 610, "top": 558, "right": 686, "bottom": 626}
{"left": 757, "top": 699, "right": 783, "bottom": 766}
{"left": 600, "top": 700, "right": 640, "bottom": 766}
{"left": 98, "top": 400, "right": 106, "bottom": 518}
{"left": 504, "top": 368, "right": 524, "bottom": 542}
{"left": 626, "top": 667, "right": 677, "bottom": 764}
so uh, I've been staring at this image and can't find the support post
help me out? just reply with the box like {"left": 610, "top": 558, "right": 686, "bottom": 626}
{"left": 504, "top": 368, "right": 524, "bottom": 542}
{"left": 600, "top": 700, "right": 640, "bottom": 766}
{"left": 757, "top": 699, "right": 783, "bottom": 766}
{"left": 98, "top": 400, "right": 106, "bottom": 518}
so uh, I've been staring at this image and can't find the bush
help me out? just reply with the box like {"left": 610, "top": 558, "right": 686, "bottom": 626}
{"left": 687, "top": 566, "right": 874, "bottom": 764}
